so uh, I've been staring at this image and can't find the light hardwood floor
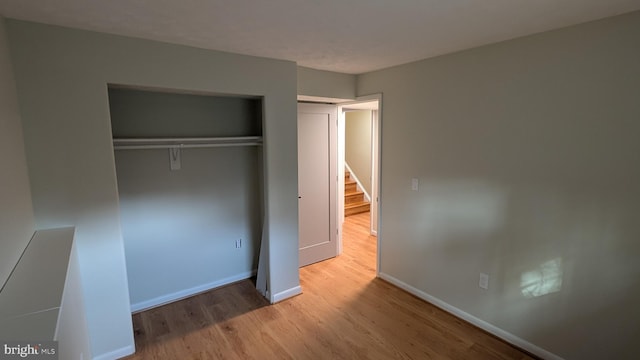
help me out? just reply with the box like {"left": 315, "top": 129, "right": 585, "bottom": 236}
{"left": 125, "top": 212, "right": 536, "bottom": 359}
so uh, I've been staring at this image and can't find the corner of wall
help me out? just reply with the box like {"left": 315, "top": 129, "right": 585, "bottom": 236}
{"left": 0, "top": 14, "right": 36, "bottom": 289}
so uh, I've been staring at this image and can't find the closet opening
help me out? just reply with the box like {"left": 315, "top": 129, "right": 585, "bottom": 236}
{"left": 107, "top": 85, "right": 265, "bottom": 313}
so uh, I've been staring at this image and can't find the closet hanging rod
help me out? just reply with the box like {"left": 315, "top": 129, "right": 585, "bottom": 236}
{"left": 112, "top": 136, "right": 263, "bottom": 150}
{"left": 113, "top": 136, "right": 262, "bottom": 144}
{"left": 113, "top": 143, "right": 262, "bottom": 150}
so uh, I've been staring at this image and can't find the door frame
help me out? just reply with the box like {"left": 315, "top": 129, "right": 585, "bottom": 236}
{"left": 337, "top": 93, "right": 382, "bottom": 276}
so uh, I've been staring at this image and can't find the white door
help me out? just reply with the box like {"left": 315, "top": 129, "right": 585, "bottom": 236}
{"left": 298, "top": 103, "right": 337, "bottom": 267}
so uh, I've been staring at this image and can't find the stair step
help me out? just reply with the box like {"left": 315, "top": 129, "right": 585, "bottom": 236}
{"left": 345, "top": 201, "right": 370, "bottom": 216}
{"left": 345, "top": 180, "right": 357, "bottom": 193}
{"left": 345, "top": 191, "right": 365, "bottom": 204}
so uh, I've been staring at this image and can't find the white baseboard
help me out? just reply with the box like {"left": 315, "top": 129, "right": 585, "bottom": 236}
{"left": 130, "top": 271, "right": 256, "bottom": 313}
{"left": 92, "top": 344, "right": 135, "bottom": 360}
{"left": 378, "top": 272, "right": 564, "bottom": 360}
{"left": 270, "top": 285, "right": 302, "bottom": 303}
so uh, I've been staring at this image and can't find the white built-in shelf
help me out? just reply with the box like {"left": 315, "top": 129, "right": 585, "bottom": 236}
{"left": 113, "top": 136, "right": 263, "bottom": 150}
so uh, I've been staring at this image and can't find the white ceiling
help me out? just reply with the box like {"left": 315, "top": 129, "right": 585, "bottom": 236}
{"left": 1, "top": 0, "right": 639, "bottom": 74}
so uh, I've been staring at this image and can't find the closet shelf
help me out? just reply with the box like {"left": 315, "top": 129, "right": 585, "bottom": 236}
{"left": 113, "top": 136, "right": 263, "bottom": 150}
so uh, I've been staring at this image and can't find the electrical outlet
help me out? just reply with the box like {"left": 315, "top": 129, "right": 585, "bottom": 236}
{"left": 235, "top": 239, "right": 242, "bottom": 249}
{"left": 479, "top": 273, "right": 489, "bottom": 290}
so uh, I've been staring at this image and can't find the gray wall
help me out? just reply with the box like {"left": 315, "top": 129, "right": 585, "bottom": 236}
{"left": 116, "top": 147, "right": 262, "bottom": 309}
{"left": 110, "top": 88, "right": 263, "bottom": 310}
{"left": 7, "top": 20, "right": 299, "bottom": 359}
{"left": 345, "top": 110, "right": 372, "bottom": 195}
{"left": 297, "top": 66, "right": 356, "bottom": 99}
{"left": 358, "top": 11, "right": 640, "bottom": 360}
{"left": 0, "top": 16, "right": 34, "bottom": 289}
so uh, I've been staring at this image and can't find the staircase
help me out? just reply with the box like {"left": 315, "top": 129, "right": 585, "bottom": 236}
{"left": 345, "top": 169, "right": 370, "bottom": 216}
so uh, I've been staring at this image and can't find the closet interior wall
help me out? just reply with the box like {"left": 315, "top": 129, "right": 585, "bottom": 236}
{"left": 108, "top": 87, "right": 264, "bottom": 311}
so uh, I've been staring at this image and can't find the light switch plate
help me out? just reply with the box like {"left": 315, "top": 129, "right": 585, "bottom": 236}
{"left": 411, "top": 178, "right": 419, "bottom": 191}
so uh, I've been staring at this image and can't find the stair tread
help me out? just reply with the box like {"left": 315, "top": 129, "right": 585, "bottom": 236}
{"left": 345, "top": 201, "right": 370, "bottom": 208}
{"left": 345, "top": 191, "right": 364, "bottom": 196}
{"left": 345, "top": 201, "right": 370, "bottom": 216}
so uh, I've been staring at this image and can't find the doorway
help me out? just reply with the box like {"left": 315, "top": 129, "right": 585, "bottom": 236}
{"left": 297, "top": 94, "right": 381, "bottom": 274}
{"left": 339, "top": 97, "right": 380, "bottom": 245}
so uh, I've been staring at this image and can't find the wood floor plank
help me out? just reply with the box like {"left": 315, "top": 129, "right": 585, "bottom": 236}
{"left": 125, "top": 212, "right": 537, "bottom": 359}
